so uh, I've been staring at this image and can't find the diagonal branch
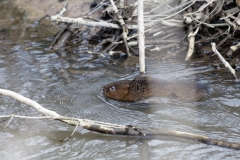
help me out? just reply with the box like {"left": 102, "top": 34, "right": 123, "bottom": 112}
{"left": 0, "top": 88, "right": 240, "bottom": 150}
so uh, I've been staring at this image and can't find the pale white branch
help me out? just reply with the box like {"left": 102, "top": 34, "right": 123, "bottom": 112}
{"left": 185, "top": 27, "right": 199, "bottom": 61}
{"left": 0, "top": 88, "right": 125, "bottom": 130}
{"left": 138, "top": 0, "right": 145, "bottom": 74}
{"left": 211, "top": 42, "right": 238, "bottom": 81}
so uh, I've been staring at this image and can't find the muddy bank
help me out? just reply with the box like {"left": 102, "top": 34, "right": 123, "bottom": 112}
{"left": 13, "top": 0, "right": 94, "bottom": 20}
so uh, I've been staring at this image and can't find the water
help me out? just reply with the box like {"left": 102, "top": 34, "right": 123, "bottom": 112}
{"left": 0, "top": 1, "right": 240, "bottom": 160}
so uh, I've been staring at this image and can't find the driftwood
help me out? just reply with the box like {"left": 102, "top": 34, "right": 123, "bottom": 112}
{"left": 0, "top": 88, "right": 240, "bottom": 150}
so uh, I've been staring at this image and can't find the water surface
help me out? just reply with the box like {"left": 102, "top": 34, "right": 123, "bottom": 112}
{"left": 0, "top": 1, "right": 240, "bottom": 160}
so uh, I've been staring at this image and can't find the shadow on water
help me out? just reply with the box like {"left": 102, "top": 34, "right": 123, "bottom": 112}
{"left": 0, "top": 1, "right": 240, "bottom": 160}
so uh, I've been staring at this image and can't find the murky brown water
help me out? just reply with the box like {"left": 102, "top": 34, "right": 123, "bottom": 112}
{"left": 0, "top": 1, "right": 240, "bottom": 160}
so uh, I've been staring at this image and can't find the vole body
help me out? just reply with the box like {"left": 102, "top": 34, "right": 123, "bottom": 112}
{"left": 103, "top": 75, "right": 208, "bottom": 102}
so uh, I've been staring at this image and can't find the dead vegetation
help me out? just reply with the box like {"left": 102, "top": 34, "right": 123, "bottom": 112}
{"left": 45, "top": 0, "right": 240, "bottom": 80}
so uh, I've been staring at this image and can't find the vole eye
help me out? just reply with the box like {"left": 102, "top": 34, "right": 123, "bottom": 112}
{"left": 109, "top": 86, "right": 116, "bottom": 92}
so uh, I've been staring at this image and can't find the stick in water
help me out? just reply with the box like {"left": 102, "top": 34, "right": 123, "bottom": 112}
{"left": 138, "top": 0, "right": 146, "bottom": 74}
{"left": 211, "top": 42, "right": 238, "bottom": 82}
{"left": 0, "top": 88, "right": 240, "bottom": 150}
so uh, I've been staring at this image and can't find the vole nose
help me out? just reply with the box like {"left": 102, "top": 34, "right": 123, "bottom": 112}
{"left": 103, "top": 85, "right": 108, "bottom": 95}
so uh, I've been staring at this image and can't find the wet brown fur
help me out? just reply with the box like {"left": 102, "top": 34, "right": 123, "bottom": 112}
{"left": 103, "top": 75, "right": 208, "bottom": 102}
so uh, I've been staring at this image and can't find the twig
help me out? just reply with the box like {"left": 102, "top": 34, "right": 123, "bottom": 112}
{"left": 110, "top": 0, "right": 131, "bottom": 56}
{"left": 49, "top": 6, "right": 138, "bottom": 29}
{"left": 223, "top": 16, "right": 238, "bottom": 30}
{"left": 71, "top": 123, "right": 79, "bottom": 137}
{"left": 216, "top": 34, "right": 231, "bottom": 49}
{"left": 230, "top": 42, "right": 240, "bottom": 52}
{"left": 211, "top": 42, "right": 238, "bottom": 81}
{"left": 1, "top": 115, "right": 51, "bottom": 119}
{"left": 49, "top": 16, "right": 139, "bottom": 29}
{"left": 185, "top": 26, "right": 199, "bottom": 61}
{"left": 5, "top": 115, "right": 14, "bottom": 127}
{"left": 49, "top": 24, "right": 69, "bottom": 49}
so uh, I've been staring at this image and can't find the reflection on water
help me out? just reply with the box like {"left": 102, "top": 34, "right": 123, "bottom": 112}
{"left": 0, "top": 1, "right": 240, "bottom": 160}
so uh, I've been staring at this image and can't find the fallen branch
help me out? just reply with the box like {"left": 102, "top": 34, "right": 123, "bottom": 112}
{"left": 0, "top": 88, "right": 240, "bottom": 150}
{"left": 211, "top": 42, "right": 238, "bottom": 81}
{"left": 48, "top": 6, "right": 138, "bottom": 30}
{"left": 49, "top": 15, "right": 139, "bottom": 29}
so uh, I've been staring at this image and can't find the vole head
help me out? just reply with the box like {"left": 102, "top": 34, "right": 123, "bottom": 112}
{"left": 103, "top": 80, "right": 131, "bottom": 101}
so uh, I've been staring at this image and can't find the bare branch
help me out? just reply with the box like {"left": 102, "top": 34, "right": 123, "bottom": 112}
{"left": 185, "top": 26, "right": 199, "bottom": 61}
{"left": 138, "top": 0, "right": 146, "bottom": 73}
{"left": 0, "top": 88, "right": 240, "bottom": 149}
{"left": 211, "top": 42, "right": 238, "bottom": 81}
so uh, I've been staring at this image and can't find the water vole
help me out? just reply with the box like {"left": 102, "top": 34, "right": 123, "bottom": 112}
{"left": 103, "top": 75, "right": 208, "bottom": 102}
